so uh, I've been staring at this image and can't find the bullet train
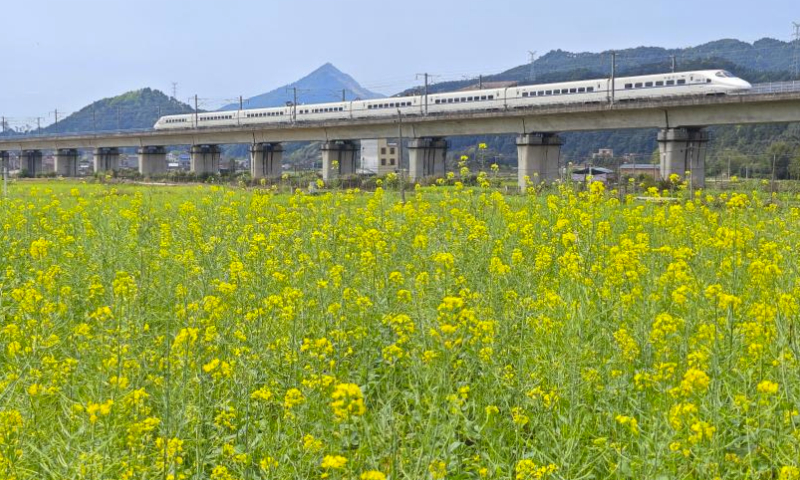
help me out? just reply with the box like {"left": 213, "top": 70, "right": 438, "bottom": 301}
{"left": 153, "top": 70, "right": 751, "bottom": 130}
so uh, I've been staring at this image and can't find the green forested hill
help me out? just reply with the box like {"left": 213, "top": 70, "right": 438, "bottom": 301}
{"left": 41, "top": 88, "right": 195, "bottom": 134}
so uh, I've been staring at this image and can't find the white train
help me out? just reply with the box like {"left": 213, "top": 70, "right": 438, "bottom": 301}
{"left": 153, "top": 70, "right": 751, "bottom": 130}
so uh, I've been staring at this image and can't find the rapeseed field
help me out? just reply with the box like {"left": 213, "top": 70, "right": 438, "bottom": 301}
{"left": 1, "top": 180, "right": 798, "bottom": 479}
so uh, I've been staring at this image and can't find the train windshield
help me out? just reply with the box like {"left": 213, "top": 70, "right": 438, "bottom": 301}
{"left": 715, "top": 71, "right": 734, "bottom": 78}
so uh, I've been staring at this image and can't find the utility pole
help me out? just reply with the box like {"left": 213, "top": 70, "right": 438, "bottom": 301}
{"left": 54, "top": 109, "right": 59, "bottom": 133}
{"left": 171, "top": 82, "right": 178, "bottom": 100}
{"left": 397, "top": 109, "right": 405, "bottom": 204}
{"left": 416, "top": 73, "right": 430, "bottom": 115}
{"left": 2, "top": 152, "right": 7, "bottom": 198}
{"left": 771, "top": 153, "right": 777, "bottom": 197}
{"left": 670, "top": 55, "right": 676, "bottom": 73}
{"left": 292, "top": 87, "right": 298, "bottom": 123}
{"left": 727, "top": 155, "right": 731, "bottom": 180}
{"left": 1, "top": 117, "right": 5, "bottom": 198}
{"left": 117, "top": 106, "right": 121, "bottom": 131}
{"left": 194, "top": 94, "right": 199, "bottom": 128}
{"left": 793, "top": 22, "right": 800, "bottom": 79}
{"left": 610, "top": 51, "right": 617, "bottom": 105}
{"left": 342, "top": 89, "right": 346, "bottom": 102}
{"left": 478, "top": 75, "right": 483, "bottom": 89}
{"left": 528, "top": 51, "right": 537, "bottom": 82}
{"left": 239, "top": 95, "right": 243, "bottom": 111}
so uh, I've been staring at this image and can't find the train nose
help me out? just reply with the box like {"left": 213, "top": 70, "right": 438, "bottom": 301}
{"left": 733, "top": 78, "right": 752, "bottom": 89}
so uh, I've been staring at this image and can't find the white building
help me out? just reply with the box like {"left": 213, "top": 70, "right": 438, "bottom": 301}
{"left": 360, "top": 139, "right": 398, "bottom": 175}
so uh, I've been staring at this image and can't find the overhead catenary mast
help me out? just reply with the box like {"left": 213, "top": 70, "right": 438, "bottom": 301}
{"left": 793, "top": 22, "right": 800, "bottom": 79}
{"left": 528, "top": 51, "right": 537, "bottom": 82}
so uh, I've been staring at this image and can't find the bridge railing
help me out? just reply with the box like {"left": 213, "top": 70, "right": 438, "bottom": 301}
{"left": 746, "top": 81, "right": 800, "bottom": 95}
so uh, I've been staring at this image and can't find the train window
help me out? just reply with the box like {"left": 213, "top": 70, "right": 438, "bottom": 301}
{"left": 569, "top": 88, "right": 577, "bottom": 93}
{"left": 625, "top": 84, "right": 632, "bottom": 89}
{"left": 656, "top": 81, "right": 664, "bottom": 86}
{"left": 706, "top": 79, "right": 712, "bottom": 83}
{"left": 587, "top": 87, "right": 594, "bottom": 92}
{"left": 544, "top": 90, "right": 552, "bottom": 95}
{"left": 666, "top": 80, "right": 675, "bottom": 86}
{"left": 635, "top": 83, "right": 643, "bottom": 88}
{"left": 522, "top": 92, "right": 528, "bottom": 97}
{"left": 645, "top": 82, "right": 653, "bottom": 87}
{"left": 578, "top": 87, "right": 586, "bottom": 93}
{"left": 488, "top": 95, "right": 494, "bottom": 100}
{"left": 677, "top": 79, "right": 686, "bottom": 85}
{"left": 481, "top": 96, "right": 487, "bottom": 100}
{"left": 434, "top": 100, "right": 440, "bottom": 104}
{"left": 537, "top": 91, "right": 543, "bottom": 96}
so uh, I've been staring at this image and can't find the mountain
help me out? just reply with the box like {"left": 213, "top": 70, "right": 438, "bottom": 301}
{"left": 41, "top": 88, "right": 195, "bottom": 135}
{"left": 220, "top": 63, "right": 383, "bottom": 111}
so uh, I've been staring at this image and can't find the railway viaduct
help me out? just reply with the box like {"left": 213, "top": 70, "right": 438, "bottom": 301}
{"left": 3, "top": 89, "right": 800, "bottom": 190}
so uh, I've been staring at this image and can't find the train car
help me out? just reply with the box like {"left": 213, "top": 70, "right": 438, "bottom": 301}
{"left": 427, "top": 89, "right": 507, "bottom": 114}
{"left": 154, "top": 113, "right": 195, "bottom": 130}
{"left": 613, "top": 70, "right": 749, "bottom": 101}
{"left": 351, "top": 96, "right": 422, "bottom": 119}
{"left": 239, "top": 106, "right": 291, "bottom": 126}
{"left": 294, "top": 101, "right": 351, "bottom": 122}
{"left": 508, "top": 79, "right": 607, "bottom": 108}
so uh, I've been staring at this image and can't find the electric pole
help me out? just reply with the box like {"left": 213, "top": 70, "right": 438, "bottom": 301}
{"left": 194, "top": 95, "right": 199, "bottom": 128}
{"left": 479, "top": 75, "right": 483, "bottom": 89}
{"left": 239, "top": 96, "right": 243, "bottom": 111}
{"left": 416, "top": 73, "right": 430, "bottom": 115}
{"left": 397, "top": 109, "right": 405, "bottom": 204}
{"left": 528, "top": 51, "right": 537, "bottom": 82}
{"left": 172, "top": 82, "right": 178, "bottom": 99}
{"left": 793, "top": 22, "right": 800, "bottom": 79}
{"left": 610, "top": 51, "right": 617, "bottom": 105}
{"left": 292, "top": 87, "right": 298, "bottom": 123}
{"left": 670, "top": 55, "right": 676, "bottom": 73}
{"left": 342, "top": 89, "right": 346, "bottom": 102}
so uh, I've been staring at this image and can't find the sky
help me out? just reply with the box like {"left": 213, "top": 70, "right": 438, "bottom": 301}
{"left": 1, "top": 0, "right": 798, "bottom": 125}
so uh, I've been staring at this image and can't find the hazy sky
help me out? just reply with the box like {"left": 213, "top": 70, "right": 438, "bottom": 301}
{"left": 1, "top": 0, "right": 797, "bottom": 124}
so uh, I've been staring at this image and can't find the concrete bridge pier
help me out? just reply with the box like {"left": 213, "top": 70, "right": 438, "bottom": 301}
{"left": 516, "top": 133, "right": 563, "bottom": 190}
{"left": 0, "top": 151, "right": 9, "bottom": 175}
{"left": 250, "top": 143, "right": 283, "bottom": 179}
{"left": 54, "top": 148, "right": 79, "bottom": 177}
{"left": 21, "top": 150, "right": 43, "bottom": 177}
{"left": 408, "top": 137, "right": 447, "bottom": 181}
{"left": 657, "top": 128, "right": 708, "bottom": 188}
{"left": 93, "top": 147, "right": 120, "bottom": 173}
{"left": 321, "top": 140, "right": 358, "bottom": 181}
{"left": 190, "top": 145, "right": 221, "bottom": 175}
{"left": 138, "top": 146, "right": 167, "bottom": 175}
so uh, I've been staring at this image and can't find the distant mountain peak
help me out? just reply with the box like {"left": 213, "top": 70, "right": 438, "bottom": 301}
{"left": 221, "top": 64, "right": 383, "bottom": 111}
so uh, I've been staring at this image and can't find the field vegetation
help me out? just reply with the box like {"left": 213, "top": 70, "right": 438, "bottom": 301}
{"left": 1, "top": 178, "right": 799, "bottom": 479}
